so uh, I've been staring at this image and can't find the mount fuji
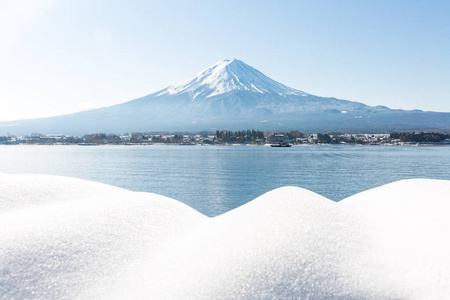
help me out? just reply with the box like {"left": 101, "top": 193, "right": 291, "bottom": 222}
{"left": 1, "top": 59, "right": 449, "bottom": 135}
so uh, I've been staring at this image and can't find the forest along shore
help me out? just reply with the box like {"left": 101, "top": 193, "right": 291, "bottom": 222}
{"left": 1, "top": 131, "right": 450, "bottom": 146}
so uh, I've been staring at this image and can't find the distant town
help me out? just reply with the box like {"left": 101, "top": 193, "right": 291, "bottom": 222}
{"left": 1, "top": 130, "right": 449, "bottom": 146}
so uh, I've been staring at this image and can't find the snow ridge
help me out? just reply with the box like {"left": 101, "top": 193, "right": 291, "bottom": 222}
{"left": 1, "top": 174, "right": 450, "bottom": 299}
{"left": 157, "top": 59, "right": 308, "bottom": 99}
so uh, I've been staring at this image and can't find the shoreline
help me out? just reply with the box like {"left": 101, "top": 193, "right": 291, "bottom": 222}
{"left": 1, "top": 142, "right": 449, "bottom": 147}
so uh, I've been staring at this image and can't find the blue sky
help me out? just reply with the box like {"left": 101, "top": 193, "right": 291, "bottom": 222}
{"left": 1, "top": 0, "right": 449, "bottom": 121}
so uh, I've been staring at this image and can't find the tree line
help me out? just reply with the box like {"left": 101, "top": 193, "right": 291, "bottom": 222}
{"left": 390, "top": 132, "right": 450, "bottom": 143}
{"left": 216, "top": 130, "right": 265, "bottom": 143}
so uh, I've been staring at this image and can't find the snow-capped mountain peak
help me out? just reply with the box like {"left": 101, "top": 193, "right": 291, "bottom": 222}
{"left": 157, "top": 59, "right": 308, "bottom": 99}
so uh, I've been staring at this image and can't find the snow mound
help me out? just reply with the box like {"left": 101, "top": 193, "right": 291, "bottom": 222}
{"left": 340, "top": 179, "right": 450, "bottom": 299}
{"left": 0, "top": 174, "right": 206, "bottom": 300}
{"left": 1, "top": 174, "right": 449, "bottom": 299}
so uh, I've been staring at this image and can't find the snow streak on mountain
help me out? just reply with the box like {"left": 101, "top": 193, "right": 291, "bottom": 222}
{"left": 0, "top": 59, "right": 449, "bottom": 135}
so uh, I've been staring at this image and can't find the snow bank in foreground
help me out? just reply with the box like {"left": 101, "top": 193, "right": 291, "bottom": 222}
{"left": 1, "top": 174, "right": 449, "bottom": 299}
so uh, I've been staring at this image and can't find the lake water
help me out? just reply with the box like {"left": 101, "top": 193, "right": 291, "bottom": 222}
{"left": 0, "top": 144, "right": 449, "bottom": 216}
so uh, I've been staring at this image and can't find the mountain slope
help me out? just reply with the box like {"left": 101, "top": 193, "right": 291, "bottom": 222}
{"left": 1, "top": 59, "right": 449, "bottom": 135}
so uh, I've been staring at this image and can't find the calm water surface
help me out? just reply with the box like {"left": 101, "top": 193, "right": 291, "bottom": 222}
{"left": 0, "top": 145, "right": 449, "bottom": 216}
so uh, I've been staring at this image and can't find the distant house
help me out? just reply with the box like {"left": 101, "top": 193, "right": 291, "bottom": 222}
{"left": 268, "top": 134, "right": 285, "bottom": 143}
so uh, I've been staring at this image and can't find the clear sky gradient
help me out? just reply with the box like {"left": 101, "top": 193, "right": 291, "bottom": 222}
{"left": 1, "top": 0, "right": 449, "bottom": 121}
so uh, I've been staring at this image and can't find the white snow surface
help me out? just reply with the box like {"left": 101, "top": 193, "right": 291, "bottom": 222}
{"left": 1, "top": 174, "right": 450, "bottom": 299}
{"left": 157, "top": 59, "right": 308, "bottom": 99}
